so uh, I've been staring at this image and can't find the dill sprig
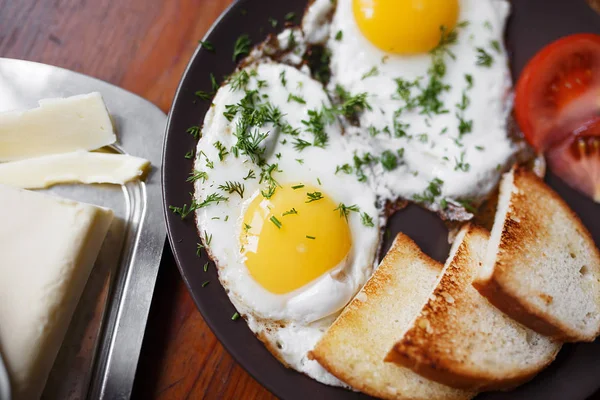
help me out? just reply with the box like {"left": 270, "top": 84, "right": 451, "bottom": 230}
{"left": 260, "top": 163, "right": 280, "bottom": 199}
{"left": 305, "top": 191, "right": 324, "bottom": 203}
{"left": 279, "top": 70, "right": 287, "bottom": 87}
{"left": 361, "top": 212, "right": 375, "bottom": 227}
{"left": 187, "top": 125, "right": 201, "bottom": 139}
{"left": 293, "top": 137, "right": 311, "bottom": 151}
{"left": 380, "top": 150, "right": 398, "bottom": 171}
{"left": 196, "top": 193, "right": 228, "bottom": 209}
{"left": 413, "top": 178, "right": 444, "bottom": 204}
{"left": 361, "top": 66, "right": 379, "bottom": 80}
{"left": 335, "top": 85, "right": 372, "bottom": 120}
{"left": 282, "top": 208, "right": 298, "bottom": 216}
{"left": 270, "top": 215, "right": 282, "bottom": 229}
{"left": 218, "top": 181, "right": 245, "bottom": 198}
{"left": 233, "top": 34, "right": 251, "bottom": 61}
{"left": 168, "top": 192, "right": 228, "bottom": 219}
{"left": 195, "top": 90, "right": 212, "bottom": 101}
{"left": 454, "top": 151, "right": 470, "bottom": 172}
{"left": 187, "top": 170, "right": 208, "bottom": 183}
{"left": 301, "top": 108, "right": 330, "bottom": 148}
{"left": 243, "top": 170, "right": 256, "bottom": 180}
{"left": 210, "top": 73, "right": 219, "bottom": 92}
{"left": 229, "top": 70, "right": 250, "bottom": 91}
{"left": 476, "top": 47, "right": 494, "bottom": 67}
{"left": 287, "top": 93, "right": 306, "bottom": 104}
{"left": 335, "top": 164, "right": 352, "bottom": 175}
{"left": 334, "top": 203, "right": 360, "bottom": 220}
{"left": 198, "top": 40, "right": 215, "bottom": 52}
{"left": 456, "top": 74, "right": 474, "bottom": 138}
{"left": 353, "top": 152, "right": 378, "bottom": 182}
{"left": 214, "top": 141, "right": 229, "bottom": 161}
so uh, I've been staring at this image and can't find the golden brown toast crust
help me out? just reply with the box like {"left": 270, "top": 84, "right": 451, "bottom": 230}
{"left": 390, "top": 225, "right": 559, "bottom": 391}
{"left": 475, "top": 168, "right": 600, "bottom": 341}
{"left": 311, "top": 233, "right": 474, "bottom": 400}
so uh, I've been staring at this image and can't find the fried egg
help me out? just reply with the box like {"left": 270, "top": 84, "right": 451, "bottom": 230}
{"left": 194, "top": 62, "right": 380, "bottom": 384}
{"left": 304, "top": 0, "right": 519, "bottom": 216}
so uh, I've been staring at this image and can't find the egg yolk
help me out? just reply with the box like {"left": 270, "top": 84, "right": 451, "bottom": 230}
{"left": 352, "top": 0, "right": 459, "bottom": 54}
{"left": 241, "top": 184, "right": 352, "bottom": 294}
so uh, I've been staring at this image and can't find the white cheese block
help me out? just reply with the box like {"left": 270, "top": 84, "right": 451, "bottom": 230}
{"left": 0, "top": 92, "right": 116, "bottom": 162}
{"left": 0, "top": 151, "right": 151, "bottom": 189}
{"left": 0, "top": 185, "right": 114, "bottom": 400}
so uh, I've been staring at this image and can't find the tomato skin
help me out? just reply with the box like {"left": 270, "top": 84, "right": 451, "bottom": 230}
{"left": 514, "top": 33, "right": 600, "bottom": 152}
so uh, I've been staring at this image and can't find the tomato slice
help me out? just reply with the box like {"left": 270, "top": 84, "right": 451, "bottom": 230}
{"left": 514, "top": 33, "right": 600, "bottom": 152}
{"left": 546, "top": 117, "right": 600, "bottom": 201}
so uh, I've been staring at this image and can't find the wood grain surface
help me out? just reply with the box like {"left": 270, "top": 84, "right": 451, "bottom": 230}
{"left": 0, "top": 0, "right": 275, "bottom": 399}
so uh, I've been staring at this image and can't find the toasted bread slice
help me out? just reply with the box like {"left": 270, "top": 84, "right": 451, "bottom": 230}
{"left": 388, "top": 225, "right": 561, "bottom": 391}
{"left": 474, "top": 167, "right": 600, "bottom": 341}
{"left": 310, "top": 233, "right": 475, "bottom": 400}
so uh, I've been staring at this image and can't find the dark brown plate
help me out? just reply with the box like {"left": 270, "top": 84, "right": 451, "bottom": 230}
{"left": 162, "top": 1, "right": 600, "bottom": 398}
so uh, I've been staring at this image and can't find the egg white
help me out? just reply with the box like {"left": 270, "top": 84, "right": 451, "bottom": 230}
{"left": 194, "top": 62, "right": 380, "bottom": 384}
{"left": 306, "top": 0, "right": 518, "bottom": 213}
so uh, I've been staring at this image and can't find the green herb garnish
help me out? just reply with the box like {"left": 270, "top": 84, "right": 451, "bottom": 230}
{"left": 229, "top": 70, "right": 250, "bottom": 91}
{"left": 214, "top": 141, "right": 229, "bottom": 161}
{"left": 361, "top": 212, "right": 375, "bottom": 227}
{"left": 187, "top": 125, "right": 201, "bottom": 139}
{"left": 476, "top": 47, "right": 493, "bottom": 67}
{"left": 199, "top": 40, "right": 215, "bottom": 52}
{"left": 334, "top": 203, "right": 360, "bottom": 220}
{"left": 454, "top": 151, "right": 470, "bottom": 172}
{"left": 218, "top": 181, "right": 245, "bottom": 198}
{"left": 361, "top": 66, "right": 379, "bottom": 80}
{"left": 195, "top": 90, "right": 212, "bottom": 101}
{"left": 413, "top": 178, "right": 444, "bottom": 204}
{"left": 380, "top": 150, "right": 398, "bottom": 171}
{"left": 270, "top": 215, "right": 282, "bottom": 229}
{"left": 187, "top": 170, "right": 208, "bottom": 183}
{"left": 233, "top": 34, "right": 251, "bottom": 61}
{"left": 287, "top": 93, "right": 306, "bottom": 104}
{"left": 305, "top": 191, "right": 324, "bottom": 203}
{"left": 243, "top": 170, "right": 256, "bottom": 180}
{"left": 280, "top": 70, "right": 287, "bottom": 87}
{"left": 210, "top": 73, "right": 219, "bottom": 92}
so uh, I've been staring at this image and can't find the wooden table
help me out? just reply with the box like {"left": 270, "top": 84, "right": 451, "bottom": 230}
{"left": 2, "top": 1, "right": 600, "bottom": 400}
{"left": 0, "top": 0, "right": 274, "bottom": 398}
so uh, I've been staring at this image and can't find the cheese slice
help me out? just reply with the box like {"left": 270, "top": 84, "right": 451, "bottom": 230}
{"left": 0, "top": 151, "right": 151, "bottom": 189}
{"left": 0, "top": 92, "right": 116, "bottom": 162}
{"left": 0, "top": 185, "right": 114, "bottom": 400}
